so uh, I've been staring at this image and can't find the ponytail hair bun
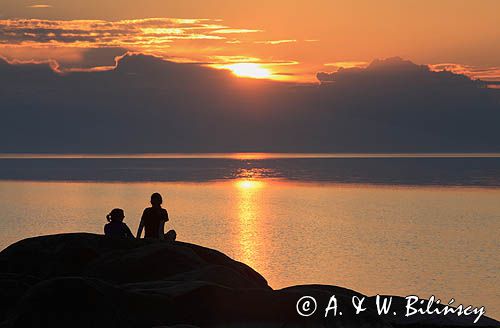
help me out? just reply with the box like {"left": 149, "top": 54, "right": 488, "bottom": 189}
{"left": 107, "top": 208, "right": 124, "bottom": 222}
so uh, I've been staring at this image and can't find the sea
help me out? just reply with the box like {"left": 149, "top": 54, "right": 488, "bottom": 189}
{"left": 0, "top": 153, "right": 498, "bottom": 317}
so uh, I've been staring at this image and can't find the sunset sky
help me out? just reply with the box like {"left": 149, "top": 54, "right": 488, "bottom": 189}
{"left": 1, "top": 0, "right": 499, "bottom": 82}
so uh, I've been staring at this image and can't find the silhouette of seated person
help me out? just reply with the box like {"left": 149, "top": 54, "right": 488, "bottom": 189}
{"left": 104, "top": 208, "right": 134, "bottom": 239}
{"left": 136, "top": 193, "right": 175, "bottom": 241}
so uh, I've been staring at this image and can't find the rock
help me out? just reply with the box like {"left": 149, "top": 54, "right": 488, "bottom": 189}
{"left": 0, "top": 273, "right": 40, "bottom": 323}
{"left": 0, "top": 233, "right": 267, "bottom": 288}
{"left": 0, "top": 234, "right": 497, "bottom": 327}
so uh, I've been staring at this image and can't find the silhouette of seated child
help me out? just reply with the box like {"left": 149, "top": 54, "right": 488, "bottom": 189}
{"left": 136, "top": 192, "right": 176, "bottom": 241}
{"left": 104, "top": 208, "right": 134, "bottom": 239}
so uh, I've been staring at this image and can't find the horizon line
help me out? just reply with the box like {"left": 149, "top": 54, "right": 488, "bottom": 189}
{"left": 2, "top": 152, "right": 500, "bottom": 160}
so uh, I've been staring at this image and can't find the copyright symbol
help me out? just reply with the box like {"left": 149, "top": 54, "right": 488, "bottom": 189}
{"left": 296, "top": 296, "right": 317, "bottom": 317}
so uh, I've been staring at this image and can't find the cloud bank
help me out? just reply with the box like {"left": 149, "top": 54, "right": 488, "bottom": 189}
{"left": 0, "top": 18, "right": 232, "bottom": 48}
{"left": 1, "top": 18, "right": 499, "bottom": 83}
{"left": 0, "top": 55, "right": 499, "bottom": 153}
{"left": 0, "top": 18, "right": 301, "bottom": 77}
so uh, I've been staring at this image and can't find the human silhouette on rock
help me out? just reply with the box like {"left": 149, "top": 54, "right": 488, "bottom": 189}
{"left": 104, "top": 208, "right": 134, "bottom": 239}
{"left": 137, "top": 192, "right": 176, "bottom": 241}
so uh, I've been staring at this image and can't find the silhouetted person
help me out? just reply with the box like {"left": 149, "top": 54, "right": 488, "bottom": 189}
{"left": 104, "top": 208, "right": 134, "bottom": 239}
{"left": 137, "top": 193, "right": 169, "bottom": 239}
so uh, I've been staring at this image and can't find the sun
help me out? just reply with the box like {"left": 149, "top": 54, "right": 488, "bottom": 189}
{"left": 226, "top": 63, "right": 271, "bottom": 79}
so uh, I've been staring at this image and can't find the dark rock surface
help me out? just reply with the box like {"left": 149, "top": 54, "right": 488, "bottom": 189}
{"left": 0, "top": 234, "right": 497, "bottom": 327}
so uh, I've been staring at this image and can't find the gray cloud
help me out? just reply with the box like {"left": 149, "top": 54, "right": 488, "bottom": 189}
{"left": 0, "top": 55, "right": 499, "bottom": 153}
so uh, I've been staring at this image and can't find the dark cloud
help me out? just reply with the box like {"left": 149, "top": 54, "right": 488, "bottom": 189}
{"left": 317, "top": 57, "right": 483, "bottom": 86}
{"left": 60, "top": 47, "right": 128, "bottom": 69}
{"left": 0, "top": 55, "right": 499, "bottom": 153}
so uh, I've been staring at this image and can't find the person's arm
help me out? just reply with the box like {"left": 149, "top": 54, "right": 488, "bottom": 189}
{"left": 158, "top": 221, "right": 165, "bottom": 240}
{"left": 136, "top": 210, "right": 146, "bottom": 239}
{"left": 158, "top": 209, "right": 168, "bottom": 240}
{"left": 136, "top": 220, "right": 144, "bottom": 239}
{"left": 124, "top": 224, "right": 134, "bottom": 239}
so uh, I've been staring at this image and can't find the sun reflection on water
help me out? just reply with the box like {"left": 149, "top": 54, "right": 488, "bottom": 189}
{"left": 234, "top": 178, "right": 266, "bottom": 268}
{"left": 235, "top": 179, "right": 264, "bottom": 190}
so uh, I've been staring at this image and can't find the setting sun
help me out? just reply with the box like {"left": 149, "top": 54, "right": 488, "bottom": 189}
{"left": 226, "top": 63, "right": 271, "bottom": 79}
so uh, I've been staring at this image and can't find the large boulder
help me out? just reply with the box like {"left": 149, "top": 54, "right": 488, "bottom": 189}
{"left": 0, "top": 234, "right": 497, "bottom": 328}
{"left": 0, "top": 233, "right": 268, "bottom": 288}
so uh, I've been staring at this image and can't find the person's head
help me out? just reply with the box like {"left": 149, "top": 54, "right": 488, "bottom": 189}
{"left": 150, "top": 192, "right": 163, "bottom": 207}
{"left": 106, "top": 208, "right": 125, "bottom": 222}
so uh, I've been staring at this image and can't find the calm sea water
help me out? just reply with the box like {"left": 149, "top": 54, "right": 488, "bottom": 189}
{"left": 0, "top": 154, "right": 499, "bottom": 317}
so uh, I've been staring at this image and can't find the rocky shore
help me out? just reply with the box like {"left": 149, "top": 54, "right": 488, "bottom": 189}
{"left": 0, "top": 234, "right": 497, "bottom": 327}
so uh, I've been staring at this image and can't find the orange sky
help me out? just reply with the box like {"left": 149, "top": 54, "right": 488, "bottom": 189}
{"left": 1, "top": 0, "right": 499, "bottom": 82}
